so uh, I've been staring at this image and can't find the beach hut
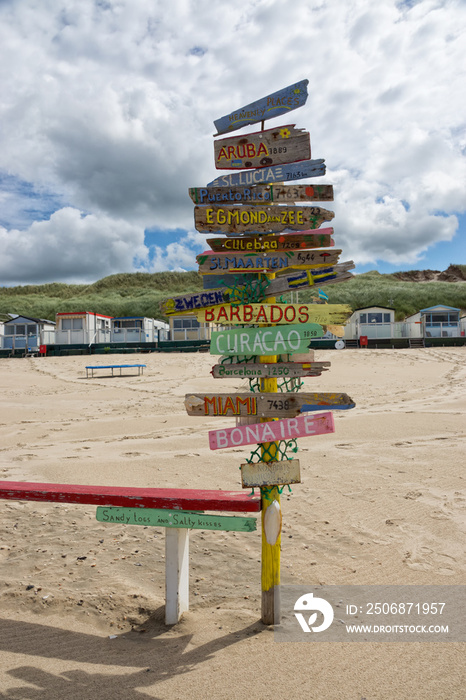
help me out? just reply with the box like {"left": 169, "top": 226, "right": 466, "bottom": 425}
{"left": 407, "top": 305, "right": 462, "bottom": 339}
{"left": 111, "top": 316, "right": 169, "bottom": 344}
{"left": 345, "top": 306, "right": 395, "bottom": 340}
{"left": 55, "top": 312, "right": 112, "bottom": 345}
{"left": 1, "top": 315, "right": 56, "bottom": 351}
{"left": 168, "top": 314, "right": 211, "bottom": 342}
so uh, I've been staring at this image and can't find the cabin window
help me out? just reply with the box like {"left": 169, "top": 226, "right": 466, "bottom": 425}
{"left": 424, "top": 312, "right": 458, "bottom": 326}
{"left": 61, "top": 318, "right": 83, "bottom": 330}
{"left": 10, "top": 325, "right": 26, "bottom": 335}
{"left": 114, "top": 320, "right": 142, "bottom": 329}
{"left": 359, "top": 314, "right": 367, "bottom": 323}
{"left": 384, "top": 314, "right": 391, "bottom": 322}
{"left": 173, "top": 318, "right": 200, "bottom": 329}
{"left": 4, "top": 326, "right": 15, "bottom": 335}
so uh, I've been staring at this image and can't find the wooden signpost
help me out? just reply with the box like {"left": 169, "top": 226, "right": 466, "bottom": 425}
{"left": 185, "top": 392, "right": 355, "bottom": 418}
{"left": 96, "top": 506, "right": 257, "bottom": 532}
{"left": 189, "top": 184, "right": 334, "bottom": 205}
{"left": 197, "top": 249, "right": 341, "bottom": 274}
{"left": 194, "top": 204, "right": 334, "bottom": 235}
{"left": 197, "top": 302, "right": 352, "bottom": 326}
{"left": 158, "top": 77, "right": 356, "bottom": 627}
{"left": 207, "top": 159, "right": 325, "bottom": 188}
{"left": 240, "top": 459, "right": 301, "bottom": 489}
{"left": 211, "top": 362, "right": 330, "bottom": 379}
{"left": 213, "top": 79, "right": 309, "bottom": 136}
{"left": 208, "top": 411, "right": 335, "bottom": 450}
{"left": 214, "top": 125, "right": 310, "bottom": 171}
{"left": 206, "top": 230, "right": 334, "bottom": 253}
{"left": 210, "top": 324, "right": 323, "bottom": 356}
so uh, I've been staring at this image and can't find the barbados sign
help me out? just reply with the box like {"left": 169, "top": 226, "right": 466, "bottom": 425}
{"left": 209, "top": 324, "right": 323, "bottom": 356}
{"left": 213, "top": 79, "right": 309, "bottom": 136}
{"left": 209, "top": 411, "right": 335, "bottom": 450}
{"left": 197, "top": 303, "right": 352, "bottom": 326}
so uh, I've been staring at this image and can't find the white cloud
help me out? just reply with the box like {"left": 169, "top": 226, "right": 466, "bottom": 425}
{"left": 0, "top": 0, "right": 465, "bottom": 283}
{"left": 0, "top": 207, "right": 146, "bottom": 284}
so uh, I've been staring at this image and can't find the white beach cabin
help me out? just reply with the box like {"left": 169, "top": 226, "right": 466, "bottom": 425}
{"left": 55, "top": 312, "right": 112, "bottom": 345}
{"left": 1, "top": 316, "right": 56, "bottom": 351}
{"left": 345, "top": 306, "right": 395, "bottom": 341}
{"left": 111, "top": 316, "right": 169, "bottom": 344}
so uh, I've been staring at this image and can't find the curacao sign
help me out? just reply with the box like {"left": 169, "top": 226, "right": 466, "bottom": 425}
{"left": 210, "top": 324, "right": 323, "bottom": 356}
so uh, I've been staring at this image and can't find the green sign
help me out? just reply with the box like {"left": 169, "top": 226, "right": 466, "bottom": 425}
{"left": 96, "top": 506, "right": 257, "bottom": 532}
{"left": 210, "top": 323, "right": 323, "bottom": 356}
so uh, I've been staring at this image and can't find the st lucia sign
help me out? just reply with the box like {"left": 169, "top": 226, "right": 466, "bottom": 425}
{"left": 194, "top": 204, "right": 334, "bottom": 234}
{"left": 210, "top": 324, "right": 323, "bottom": 356}
{"left": 196, "top": 303, "right": 352, "bottom": 326}
{"left": 213, "top": 79, "right": 309, "bottom": 136}
{"left": 184, "top": 392, "right": 355, "bottom": 418}
{"left": 197, "top": 249, "right": 341, "bottom": 274}
{"left": 214, "top": 125, "right": 310, "bottom": 171}
{"left": 207, "top": 159, "right": 325, "bottom": 188}
{"left": 189, "top": 183, "right": 334, "bottom": 205}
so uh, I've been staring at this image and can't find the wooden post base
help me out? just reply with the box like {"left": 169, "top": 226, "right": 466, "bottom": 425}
{"left": 262, "top": 586, "right": 281, "bottom": 625}
{"left": 165, "top": 528, "right": 189, "bottom": 625}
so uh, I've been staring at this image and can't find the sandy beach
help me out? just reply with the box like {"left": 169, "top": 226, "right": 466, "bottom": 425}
{"left": 0, "top": 347, "right": 464, "bottom": 699}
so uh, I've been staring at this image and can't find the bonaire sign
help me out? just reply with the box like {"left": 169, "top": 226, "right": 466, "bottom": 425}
{"left": 209, "top": 411, "right": 335, "bottom": 450}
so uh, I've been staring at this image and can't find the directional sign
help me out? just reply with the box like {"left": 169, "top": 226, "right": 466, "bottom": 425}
{"left": 197, "top": 249, "right": 341, "bottom": 274}
{"left": 207, "top": 159, "right": 325, "bottom": 188}
{"left": 206, "top": 230, "right": 334, "bottom": 253}
{"left": 96, "top": 507, "right": 257, "bottom": 532}
{"left": 197, "top": 303, "right": 352, "bottom": 325}
{"left": 194, "top": 205, "right": 334, "bottom": 235}
{"left": 210, "top": 324, "right": 323, "bottom": 356}
{"left": 161, "top": 289, "right": 227, "bottom": 316}
{"left": 214, "top": 124, "right": 310, "bottom": 171}
{"left": 209, "top": 411, "right": 335, "bottom": 450}
{"left": 241, "top": 459, "right": 301, "bottom": 488}
{"left": 184, "top": 392, "right": 355, "bottom": 417}
{"left": 213, "top": 80, "right": 309, "bottom": 136}
{"left": 201, "top": 262, "right": 354, "bottom": 291}
{"left": 211, "top": 361, "right": 330, "bottom": 379}
{"left": 189, "top": 184, "right": 334, "bottom": 205}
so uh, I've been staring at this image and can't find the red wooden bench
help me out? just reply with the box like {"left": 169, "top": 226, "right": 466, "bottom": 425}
{"left": 0, "top": 481, "right": 261, "bottom": 624}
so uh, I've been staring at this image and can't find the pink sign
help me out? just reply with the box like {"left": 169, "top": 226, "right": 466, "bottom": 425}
{"left": 208, "top": 411, "right": 334, "bottom": 450}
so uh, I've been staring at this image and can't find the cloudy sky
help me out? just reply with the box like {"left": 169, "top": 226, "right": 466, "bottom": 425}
{"left": 0, "top": 0, "right": 465, "bottom": 286}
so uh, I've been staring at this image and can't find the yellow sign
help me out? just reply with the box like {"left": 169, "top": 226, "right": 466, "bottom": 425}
{"left": 196, "top": 303, "right": 351, "bottom": 326}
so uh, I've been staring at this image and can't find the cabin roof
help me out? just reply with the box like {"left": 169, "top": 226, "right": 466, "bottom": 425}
{"left": 419, "top": 305, "right": 460, "bottom": 313}
{"left": 4, "top": 315, "right": 55, "bottom": 325}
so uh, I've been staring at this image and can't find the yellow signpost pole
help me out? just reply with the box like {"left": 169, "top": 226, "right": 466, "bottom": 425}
{"left": 259, "top": 272, "right": 281, "bottom": 624}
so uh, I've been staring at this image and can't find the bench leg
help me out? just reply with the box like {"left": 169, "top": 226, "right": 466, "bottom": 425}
{"left": 165, "top": 528, "right": 189, "bottom": 624}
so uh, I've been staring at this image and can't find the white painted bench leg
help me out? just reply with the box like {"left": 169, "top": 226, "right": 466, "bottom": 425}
{"left": 165, "top": 527, "right": 189, "bottom": 624}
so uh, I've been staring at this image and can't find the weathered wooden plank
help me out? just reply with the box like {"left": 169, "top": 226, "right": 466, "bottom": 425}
{"left": 206, "top": 229, "right": 334, "bottom": 253}
{"left": 189, "top": 183, "right": 334, "bottom": 205}
{"left": 194, "top": 205, "right": 334, "bottom": 235}
{"left": 197, "top": 249, "right": 341, "bottom": 274}
{"left": 207, "top": 160, "right": 325, "bottom": 188}
{"left": 0, "top": 482, "right": 261, "bottom": 512}
{"left": 184, "top": 392, "right": 355, "bottom": 417}
{"left": 210, "top": 324, "right": 323, "bottom": 356}
{"left": 197, "top": 303, "right": 352, "bottom": 326}
{"left": 214, "top": 125, "right": 310, "bottom": 171}
{"left": 213, "top": 80, "right": 309, "bottom": 136}
{"left": 241, "top": 459, "right": 301, "bottom": 488}
{"left": 161, "top": 289, "right": 227, "bottom": 316}
{"left": 201, "top": 262, "right": 354, "bottom": 291}
{"left": 209, "top": 411, "right": 335, "bottom": 450}
{"left": 96, "top": 507, "right": 257, "bottom": 532}
{"left": 211, "top": 361, "right": 330, "bottom": 379}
